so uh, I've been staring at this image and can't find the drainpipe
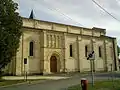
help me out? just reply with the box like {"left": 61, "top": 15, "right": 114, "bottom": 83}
{"left": 21, "top": 33, "right": 24, "bottom": 75}
{"left": 112, "top": 38, "right": 117, "bottom": 71}
{"left": 77, "top": 36, "right": 80, "bottom": 72}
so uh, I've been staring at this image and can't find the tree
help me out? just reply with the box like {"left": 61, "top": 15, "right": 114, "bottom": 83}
{"left": 0, "top": 0, "right": 22, "bottom": 75}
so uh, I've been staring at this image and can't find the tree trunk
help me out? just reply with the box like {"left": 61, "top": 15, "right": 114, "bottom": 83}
{"left": 0, "top": 70, "right": 3, "bottom": 82}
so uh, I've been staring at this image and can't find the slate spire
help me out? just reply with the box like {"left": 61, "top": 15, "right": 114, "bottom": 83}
{"left": 29, "top": 10, "right": 34, "bottom": 19}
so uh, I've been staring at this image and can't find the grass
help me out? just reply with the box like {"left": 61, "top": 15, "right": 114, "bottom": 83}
{"left": 67, "top": 80, "right": 120, "bottom": 90}
{"left": 0, "top": 80, "right": 25, "bottom": 86}
{"left": 0, "top": 79, "right": 45, "bottom": 87}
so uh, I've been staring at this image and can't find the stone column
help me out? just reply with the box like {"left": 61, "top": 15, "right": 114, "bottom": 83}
{"left": 52, "top": 35, "right": 55, "bottom": 48}
{"left": 46, "top": 34, "right": 49, "bottom": 48}
{"left": 104, "top": 40, "right": 108, "bottom": 71}
{"left": 15, "top": 35, "right": 23, "bottom": 75}
{"left": 76, "top": 36, "right": 80, "bottom": 72}
{"left": 61, "top": 33, "right": 66, "bottom": 72}
{"left": 43, "top": 59, "right": 49, "bottom": 74}
{"left": 43, "top": 31, "right": 47, "bottom": 48}
{"left": 55, "top": 35, "right": 57, "bottom": 48}
{"left": 40, "top": 31, "right": 47, "bottom": 74}
{"left": 57, "top": 36, "right": 59, "bottom": 48}
{"left": 50, "top": 35, "right": 52, "bottom": 48}
{"left": 54, "top": 35, "right": 56, "bottom": 48}
{"left": 43, "top": 31, "right": 48, "bottom": 74}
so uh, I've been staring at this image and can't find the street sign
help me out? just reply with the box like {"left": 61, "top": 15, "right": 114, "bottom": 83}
{"left": 24, "top": 58, "right": 27, "bottom": 64}
{"left": 87, "top": 51, "right": 95, "bottom": 60}
{"left": 87, "top": 51, "right": 95, "bottom": 87}
{"left": 24, "top": 58, "right": 27, "bottom": 81}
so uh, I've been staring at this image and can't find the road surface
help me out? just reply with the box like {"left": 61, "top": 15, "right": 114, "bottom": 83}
{"left": 0, "top": 72, "right": 120, "bottom": 90}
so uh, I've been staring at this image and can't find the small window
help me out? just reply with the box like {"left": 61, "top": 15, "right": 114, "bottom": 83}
{"left": 85, "top": 45, "right": 88, "bottom": 57}
{"left": 29, "top": 41, "right": 34, "bottom": 56}
{"left": 99, "top": 46, "right": 102, "bottom": 57}
{"left": 70, "top": 44, "right": 73, "bottom": 57}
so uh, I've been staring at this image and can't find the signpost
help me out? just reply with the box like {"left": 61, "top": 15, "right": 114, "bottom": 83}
{"left": 110, "top": 64, "right": 115, "bottom": 89}
{"left": 87, "top": 51, "right": 95, "bottom": 86}
{"left": 87, "top": 32, "right": 95, "bottom": 87}
{"left": 24, "top": 58, "right": 27, "bottom": 81}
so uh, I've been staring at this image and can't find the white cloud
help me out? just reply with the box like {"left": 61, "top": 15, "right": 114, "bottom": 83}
{"left": 19, "top": 0, "right": 120, "bottom": 45}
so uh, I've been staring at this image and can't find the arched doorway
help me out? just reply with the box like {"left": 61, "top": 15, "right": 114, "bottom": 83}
{"left": 50, "top": 56, "right": 57, "bottom": 72}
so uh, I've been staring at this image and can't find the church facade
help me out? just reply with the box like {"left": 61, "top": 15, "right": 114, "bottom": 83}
{"left": 7, "top": 17, "right": 119, "bottom": 75}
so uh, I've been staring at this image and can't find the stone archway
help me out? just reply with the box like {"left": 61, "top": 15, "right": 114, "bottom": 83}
{"left": 50, "top": 56, "right": 57, "bottom": 72}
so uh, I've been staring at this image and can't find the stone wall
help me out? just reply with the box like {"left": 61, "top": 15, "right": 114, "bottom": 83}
{"left": 9, "top": 17, "right": 118, "bottom": 75}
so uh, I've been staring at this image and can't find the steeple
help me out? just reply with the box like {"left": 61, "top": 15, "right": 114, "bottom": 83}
{"left": 29, "top": 10, "right": 34, "bottom": 19}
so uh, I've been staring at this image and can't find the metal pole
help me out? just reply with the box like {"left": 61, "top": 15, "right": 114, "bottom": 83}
{"left": 24, "top": 64, "right": 25, "bottom": 81}
{"left": 26, "top": 71, "right": 27, "bottom": 81}
{"left": 91, "top": 32, "right": 94, "bottom": 86}
{"left": 90, "top": 60, "right": 94, "bottom": 86}
{"left": 111, "top": 64, "right": 115, "bottom": 89}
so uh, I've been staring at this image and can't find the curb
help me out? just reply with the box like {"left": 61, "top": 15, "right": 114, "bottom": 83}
{"left": 27, "top": 77, "right": 71, "bottom": 86}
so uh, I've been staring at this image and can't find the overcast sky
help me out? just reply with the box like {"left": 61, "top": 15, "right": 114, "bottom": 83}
{"left": 16, "top": 0, "right": 120, "bottom": 46}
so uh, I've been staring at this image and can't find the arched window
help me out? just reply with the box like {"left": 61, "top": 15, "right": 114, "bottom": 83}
{"left": 70, "top": 44, "right": 73, "bottom": 57}
{"left": 29, "top": 41, "right": 34, "bottom": 56}
{"left": 85, "top": 45, "right": 88, "bottom": 57}
{"left": 99, "top": 46, "right": 102, "bottom": 57}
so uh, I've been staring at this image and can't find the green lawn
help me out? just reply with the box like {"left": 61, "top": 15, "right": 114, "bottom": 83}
{"left": 0, "top": 80, "right": 25, "bottom": 86}
{"left": 0, "top": 79, "right": 45, "bottom": 87}
{"left": 67, "top": 80, "right": 120, "bottom": 90}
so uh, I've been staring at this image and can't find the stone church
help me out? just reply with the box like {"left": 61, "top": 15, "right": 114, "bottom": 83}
{"left": 6, "top": 12, "right": 119, "bottom": 75}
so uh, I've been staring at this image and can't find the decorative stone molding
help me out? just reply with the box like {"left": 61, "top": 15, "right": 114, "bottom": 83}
{"left": 105, "top": 40, "right": 108, "bottom": 44}
{"left": 78, "top": 36, "right": 82, "bottom": 41}
{"left": 92, "top": 38, "right": 96, "bottom": 42}
{"left": 34, "top": 20, "right": 38, "bottom": 28}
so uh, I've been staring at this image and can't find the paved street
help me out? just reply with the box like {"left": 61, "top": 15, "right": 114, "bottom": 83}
{"left": 0, "top": 72, "right": 120, "bottom": 90}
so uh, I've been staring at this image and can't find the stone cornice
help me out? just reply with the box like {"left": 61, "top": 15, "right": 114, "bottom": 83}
{"left": 22, "top": 17, "right": 106, "bottom": 33}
